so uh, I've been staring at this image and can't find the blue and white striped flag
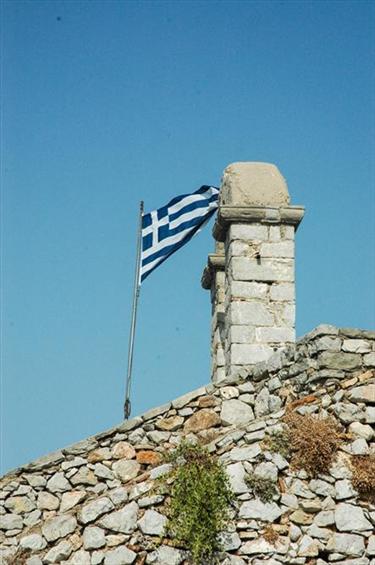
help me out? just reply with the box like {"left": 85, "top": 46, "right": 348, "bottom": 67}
{"left": 140, "top": 185, "right": 220, "bottom": 282}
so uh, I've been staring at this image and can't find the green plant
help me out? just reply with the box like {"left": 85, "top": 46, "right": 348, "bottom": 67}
{"left": 160, "top": 441, "right": 234, "bottom": 564}
{"left": 263, "top": 429, "right": 291, "bottom": 459}
{"left": 246, "top": 472, "right": 278, "bottom": 502}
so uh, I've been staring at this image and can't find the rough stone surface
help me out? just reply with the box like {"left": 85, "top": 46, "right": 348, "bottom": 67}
{"left": 367, "top": 535, "right": 375, "bottom": 555}
{"left": 46, "top": 472, "right": 71, "bottom": 493}
{"left": 44, "top": 540, "right": 73, "bottom": 563}
{"left": 104, "top": 546, "right": 137, "bottom": 564}
{"left": 60, "top": 490, "right": 86, "bottom": 512}
{"left": 1, "top": 325, "right": 374, "bottom": 564}
{"left": 0, "top": 513, "right": 23, "bottom": 530}
{"left": 37, "top": 491, "right": 60, "bottom": 510}
{"left": 184, "top": 408, "right": 220, "bottom": 432}
{"left": 79, "top": 497, "right": 114, "bottom": 524}
{"left": 349, "top": 421, "right": 374, "bottom": 441}
{"left": 146, "top": 545, "right": 184, "bottom": 564}
{"left": 239, "top": 500, "right": 283, "bottom": 522}
{"left": 112, "top": 442, "right": 136, "bottom": 460}
{"left": 335, "top": 503, "right": 372, "bottom": 531}
{"left": 138, "top": 509, "right": 167, "bottom": 536}
{"left": 220, "top": 162, "right": 290, "bottom": 207}
{"left": 42, "top": 514, "right": 77, "bottom": 542}
{"left": 20, "top": 533, "right": 47, "bottom": 551}
{"left": 136, "top": 450, "right": 161, "bottom": 465}
{"left": 349, "top": 384, "right": 375, "bottom": 404}
{"left": 99, "top": 502, "right": 138, "bottom": 533}
{"left": 112, "top": 460, "right": 140, "bottom": 482}
{"left": 70, "top": 467, "right": 97, "bottom": 486}
{"left": 156, "top": 415, "right": 184, "bottom": 431}
{"left": 69, "top": 549, "right": 91, "bottom": 564}
{"left": 327, "top": 533, "right": 365, "bottom": 556}
{"left": 83, "top": 526, "right": 106, "bottom": 549}
{"left": 221, "top": 399, "right": 254, "bottom": 426}
{"left": 229, "top": 443, "right": 262, "bottom": 461}
{"left": 172, "top": 386, "right": 207, "bottom": 409}
{"left": 226, "top": 462, "right": 248, "bottom": 494}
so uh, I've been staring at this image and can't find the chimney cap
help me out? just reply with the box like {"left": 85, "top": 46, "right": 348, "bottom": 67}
{"left": 221, "top": 162, "right": 290, "bottom": 207}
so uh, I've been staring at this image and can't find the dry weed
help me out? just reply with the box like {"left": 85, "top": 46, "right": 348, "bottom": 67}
{"left": 350, "top": 455, "right": 375, "bottom": 503}
{"left": 263, "top": 524, "right": 279, "bottom": 545}
{"left": 283, "top": 411, "right": 342, "bottom": 477}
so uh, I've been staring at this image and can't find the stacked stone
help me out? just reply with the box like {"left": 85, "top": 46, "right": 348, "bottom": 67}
{"left": 203, "top": 162, "right": 304, "bottom": 380}
{"left": 224, "top": 220, "right": 296, "bottom": 369}
{"left": 1, "top": 326, "right": 374, "bottom": 565}
{"left": 201, "top": 242, "right": 226, "bottom": 383}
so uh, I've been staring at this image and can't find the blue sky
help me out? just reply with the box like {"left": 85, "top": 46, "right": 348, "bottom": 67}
{"left": 1, "top": 0, "right": 374, "bottom": 474}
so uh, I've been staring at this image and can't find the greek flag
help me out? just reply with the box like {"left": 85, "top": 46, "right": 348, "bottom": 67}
{"left": 140, "top": 185, "right": 219, "bottom": 282}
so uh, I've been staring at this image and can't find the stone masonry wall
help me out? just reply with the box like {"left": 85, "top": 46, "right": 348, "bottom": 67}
{"left": 1, "top": 326, "right": 374, "bottom": 565}
{"left": 224, "top": 222, "right": 296, "bottom": 374}
{"left": 209, "top": 161, "right": 304, "bottom": 380}
{"left": 206, "top": 243, "right": 226, "bottom": 384}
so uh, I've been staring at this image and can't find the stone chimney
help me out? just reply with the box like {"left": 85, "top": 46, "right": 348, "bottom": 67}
{"left": 202, "top": 162, "right": 304, "bottom": 382}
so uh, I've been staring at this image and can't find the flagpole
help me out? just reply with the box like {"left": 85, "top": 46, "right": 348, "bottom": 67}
{"left": 124, "top": 201, "right": 144, "bottom": 420}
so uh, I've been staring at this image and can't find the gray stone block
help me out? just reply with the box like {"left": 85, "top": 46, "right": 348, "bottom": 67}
{"left": 230, "top": 325, "right": 256, "bottom": 344}
{"left": 239, "top": 499, "right": 283, "bottom": 521}
{"left": 364, "top": 352, "right": 375, "bottom": 366}
{"left": 138, "top": 509, "right": 167, "bottom": 536}
{"left": 255, "top": 327, "right": 295, "bottom": 343}
{"left": 270, "top": 282, "right": 295, "bottom": 301}
{"left": 231, "top": 281, "right": 268, "bottom": 299}
{"left": 220, "top": 399, "right": 254, "bottom": 426}
{"left": 349, "top": 384, "right": 375, "bottom": 404}
{"left": 117, "top": 417, "right": 143, "bottom": 433}
{"left": 261, "top": 241, "right": 294, "bottom": 258}
{"left": 63, "top": 437, "right": 98, "bottom": 456}
{"left": 79, "top": 497, "right": 114, "bottom": 525}
{"left": 229, "top": 223, "right": 268, "bottom": 241}
{"left": 231, "top": 257, "right": 294, "bottom": 282}
{"left": 42, "top": 514, "right": 77, "bottom": 542}
{"left": 0, "top": 513, "right": 23, "bottom": 531}
{"left": 281, "top": 224, "right": 295, "bottom": 239}
{"left": 313, "top": 336, "right": 342, "bottom": 352}
{"left": 171, "top": 386, "right": 207, "bottom": 409}
{"left": 26, "top": 450, "right": 64, "bottom": 471}
{"left": 228, "top": 240, "right": 250, "bottom": 257}
{"left": 98, "top": 501, "right": 138, "bottom": 533}
{"left": 231, "top": 344, "right": 274, "bottom": 365}
{"left": 146, "top": 545, "right": 185, "bottom": 564}
{"left": 142, "top": 403, "right": 171, "bottom": 422}
{"left": 228, "top": 302, "right": 274, "bottom": 326}
{"left": 340, "top": 327, "right": 375, "bottom": 339}
{"left": 303, "top": 324, "right": 339, "bottom": 340}
{"left": 213, "top": 367, "right": 226, "bottom": 383}
{"left": 269, "top": 225, "right": 281, "bottom": 241}
{"left": 326, "top": 533, "right": 365, "bottom": 556}
{"left": 83, "top": 526, "right": 106, "bottom": 550}
{"left": 342, "top": 339, "right": 371, "bottom": 353}
{"left": 319, "top": 351, "right": 361, "bottom": 370}
{"left": 226, "top": 462, "right": 248, "bottom": 493}
{"left": 104, "top": 546, "right": 137, "bottom": 565}
{"left": 44, "top": 540, "right": 73, "bottom": 563}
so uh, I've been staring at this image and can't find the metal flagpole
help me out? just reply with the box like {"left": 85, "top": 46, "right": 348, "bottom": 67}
{"left": 124, "top": 201, "right": 144, "bottom": 420}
